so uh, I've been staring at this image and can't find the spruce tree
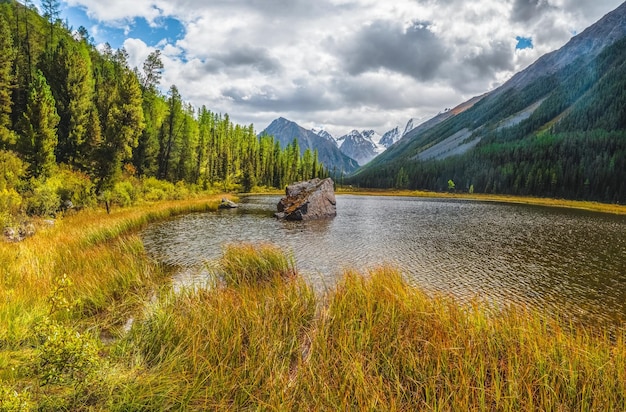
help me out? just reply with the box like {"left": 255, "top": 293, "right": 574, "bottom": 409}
{"left": 0, "top": 15, "right": 16, "bottom": 148}
{"left": 18, "top": 70, "right": 59, "bottom": 178}
{"left": 41, "top": 39, "right": 94, "bottom": 165}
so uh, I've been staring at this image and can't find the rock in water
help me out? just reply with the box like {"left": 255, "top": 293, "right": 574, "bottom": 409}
{"left": 218, "top": 198, "right": 239, "bottom": 209}
{"left": 276, "top": 178, "right": 336, "bottom": 221}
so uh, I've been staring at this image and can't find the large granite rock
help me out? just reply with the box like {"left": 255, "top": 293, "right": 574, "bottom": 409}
{"left": 275, "top": 178, "right": 336, "bottom": 221}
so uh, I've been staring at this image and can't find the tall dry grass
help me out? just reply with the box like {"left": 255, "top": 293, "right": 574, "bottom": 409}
{"left": 115, "top": 247, "right": 626, "bottom": 411}
{"left": 2, "top": 199, "right": 625, "bottom": 410}
{"left": 114, "top": 243, "right": 316, "bottom": 410}
{"left": 0, "top": 195, "right": 226, "bottom": 347}
{"left": 292, "top": 267, "right": 626, "bottom": 410}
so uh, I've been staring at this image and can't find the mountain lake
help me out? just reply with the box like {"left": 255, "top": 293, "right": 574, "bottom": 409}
{"left": 141, "top": 195, "right": 626, "bottom": 326}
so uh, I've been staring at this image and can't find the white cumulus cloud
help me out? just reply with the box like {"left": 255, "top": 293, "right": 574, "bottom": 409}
{"left": 62, "top": 0, "right": 624, "bottom": 136}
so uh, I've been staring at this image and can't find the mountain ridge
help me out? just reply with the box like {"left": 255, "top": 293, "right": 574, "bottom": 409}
{"left": 348, "top": 0, "right": 626, "bottom": 203}
{"left": 260, "top": 118, "right": 359, "bottom": 174}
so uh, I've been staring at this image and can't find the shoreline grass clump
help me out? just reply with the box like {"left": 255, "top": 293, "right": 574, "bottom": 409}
{"left": 0, "top": 195, "right": 226, "bottom": 409}
{"left": 118, "top": 244, "right": 316, "bottom": 410}
{"left": 292, "top": 267, "right": 626, "bottom": 411}
{"left": 218, "top": 243, "right": 297, "bottom": 287}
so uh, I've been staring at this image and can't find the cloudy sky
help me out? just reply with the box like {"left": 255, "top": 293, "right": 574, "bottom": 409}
{"left": 45, "top": 0, "right": 624, "bottom": 137}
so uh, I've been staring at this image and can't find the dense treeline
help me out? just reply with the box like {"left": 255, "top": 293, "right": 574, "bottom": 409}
{"left": 0, "top": 0, "right": 325, "bottom": 224}
{"left": 351, "top": 36, "right": 626, "bottom": 203}
{"left": 360, "top": 131, "right": 626, "bottom": 202}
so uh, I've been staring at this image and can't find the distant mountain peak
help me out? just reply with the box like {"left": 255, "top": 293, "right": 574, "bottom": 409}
{"left": 402, "top": 118, "right": 420, "bottom": 136}
{"left": 379, "top": 126, "right": 401, "bottom": 148}
{"left": 260, "top": 118, "right": 359, "bottom": 174}
{"left": 312, "top": 127, "right": 337, "bottom": 145}
{"left": 336, "top": 129, "right": 379, "bottom": 166}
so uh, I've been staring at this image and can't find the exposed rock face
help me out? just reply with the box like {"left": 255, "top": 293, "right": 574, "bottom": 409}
{"left": 276, "top": 178, "right": 336, "bottom": 221}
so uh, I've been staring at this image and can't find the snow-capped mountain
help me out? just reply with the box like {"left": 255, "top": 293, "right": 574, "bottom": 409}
{"left": 260, "top": 118, "right": 359, "bottom": 174}
{"left": 337, "top": 130, "right": 380, "bottom": 166}
{"left": 402, "top": 118, "right": 419, "bottom": 137}
{"left": 311, "top": 127, "right": 336, "bottom": 145}
{"left": 262, "top": 118, "right": 428, "bottom": 169}
{"left": 379, "top": 126, "right": 402, "bottom": 148}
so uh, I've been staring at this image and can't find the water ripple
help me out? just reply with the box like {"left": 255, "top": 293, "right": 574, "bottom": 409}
{"left": 141, "top": 195, "right": 626, "bottom": 326}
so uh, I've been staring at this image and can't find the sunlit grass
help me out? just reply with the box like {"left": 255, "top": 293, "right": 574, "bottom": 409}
{"left": 292, "top": 267, "right": 626, "bottom": 410}
{"left": 0, "top": 194, "right": 227, "bottom": 345}
{"left": 113, "top": 250, "right": 626, "bottom": 410}
{"left": 337, "top": 187, "right": 626, "bottom": 215}
{"left": 1, "top": 197, "right": 625, "bottom": 410}
{"left": 218, "top": 242, "right": 297, "bottom": 287}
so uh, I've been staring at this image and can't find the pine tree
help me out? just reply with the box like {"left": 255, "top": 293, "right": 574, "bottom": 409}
{"left": 157, "top": 85, "right": 183, "bottom": 180}
{"left": 94, "top": 49, "right": 144, "bottom": 189}
{"left": 41, "top": 0, "right": 60, "bottom": 49}
{"left": 40, "top": 38, "right": 94, "bottom": 165}
{"left": 141, "top": 50, "right": 163, "bottom": 91}
{"left": 18, "top": 70, "right": 59, "bottom": 178}
{"left": 0, "top": 15, "right": 16, "bottom": 148}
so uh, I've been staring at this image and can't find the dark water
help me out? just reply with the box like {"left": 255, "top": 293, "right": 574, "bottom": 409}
{"left": 141, "top": 195, "right": 626, "bottom": 325}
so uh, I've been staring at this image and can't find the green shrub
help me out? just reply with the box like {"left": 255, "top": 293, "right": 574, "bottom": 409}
{"left": 0, "top": 189, "right": 21, "bottom": 216}
{"left": 111, "top": 180, "right": 137, "bottom": 207}
{"left": 25, "top": 179, "right": 60, "bottom": 216}
{"left": 23, "top": 168, "right": 97, "bottom": 216}
{"left": 33, "top": 317, "right": 101, "bottom": 385}
{"left": 53, "top": 167, "right": 96, "bottom": 210}
{"left": 34, "top": 274, "right": 101, "bottom": 386}
{"left": 142, "top": 177, "right": 176, "bottom": 201}
{"left": 0, "top": 151, "right": 26, "bottom": 220}
{"left": 0, "top": 151, "right": 25, "bottom": 193}
{"left": 173, "top": 181, "right": 189, "bottom": 199}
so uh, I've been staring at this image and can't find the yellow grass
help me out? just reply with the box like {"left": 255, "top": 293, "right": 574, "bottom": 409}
{"left": 337, "top": 186, "right": 626, "bottom": 215}
{"left": 1, "top": 195, "right": 625, "bottom": 410}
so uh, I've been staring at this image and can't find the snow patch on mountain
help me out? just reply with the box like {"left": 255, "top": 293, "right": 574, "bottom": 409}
{"left": 311, "top": 127, "right": 336, "bottom": 145}
{"left": 379, "top": 127, "right": 402, "bottom": 148}
{"left": 402, "top": 118, "right": 420, "bottom": 137}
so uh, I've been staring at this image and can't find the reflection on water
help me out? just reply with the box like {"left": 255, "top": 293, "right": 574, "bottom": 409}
{"left": 141, "top": 195, "right": 626, "bottom": 325}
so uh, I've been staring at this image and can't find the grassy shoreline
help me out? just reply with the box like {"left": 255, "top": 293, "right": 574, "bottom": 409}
{"left": 336, "top": 187, "right": 626, "bottom": 215}
{"left": 254, "top": 185, "right": 626, "bottom": 215}
{"left": 1, "top": 194, "right": 625, "bottom": 410}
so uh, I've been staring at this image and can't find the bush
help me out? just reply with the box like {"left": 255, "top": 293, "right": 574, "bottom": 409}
{"left": 53, "top": 167, "right": 96, "bottom": 210}
{"left": 173, "top": 181, "right": 189, "bottom": 199}
{"left": 0, "top": 151, "right": 26, "bottom": 221}
{"left": 111, "top": 180, "right": 137, "bottom": 207}
{"left": 0, "top": 189, "right": 21, "bottom": 216}
{"left": 25, "top": 179, "right": 60, "bottom": 216}
{"left": 34, "top": 274, "right": 102, "bottom": 386}
{"left": 0, "top": 151, "right": 25, "bottom": 193}
{"left": 141, "top": 177, "right": 176, "bottom": 201}
{"left": 24, "top": 168, "right": 97, "bottom": 216}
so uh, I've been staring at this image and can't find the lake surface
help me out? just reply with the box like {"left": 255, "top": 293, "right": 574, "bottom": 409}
{"left": 141, "top": 195, "right": 626, "bottom": 325}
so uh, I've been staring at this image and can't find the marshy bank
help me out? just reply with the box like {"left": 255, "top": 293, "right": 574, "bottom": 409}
{"left": 1, "top": 197, "right": 625, "bottom": 410}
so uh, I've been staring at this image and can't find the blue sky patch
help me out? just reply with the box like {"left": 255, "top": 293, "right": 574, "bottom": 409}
{"left": 59, "top": 5, "right": 184, "bottom": 49}
{"left": 515, "top": 36, "right": 533, "bottom": 50}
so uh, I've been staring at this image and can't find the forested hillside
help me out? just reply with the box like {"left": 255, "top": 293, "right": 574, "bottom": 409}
{"left": 0, "top": 0, "right": 325, "bottom": 226}
{"left": 350, "top": 6, "right": 626, "bottom": 203}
